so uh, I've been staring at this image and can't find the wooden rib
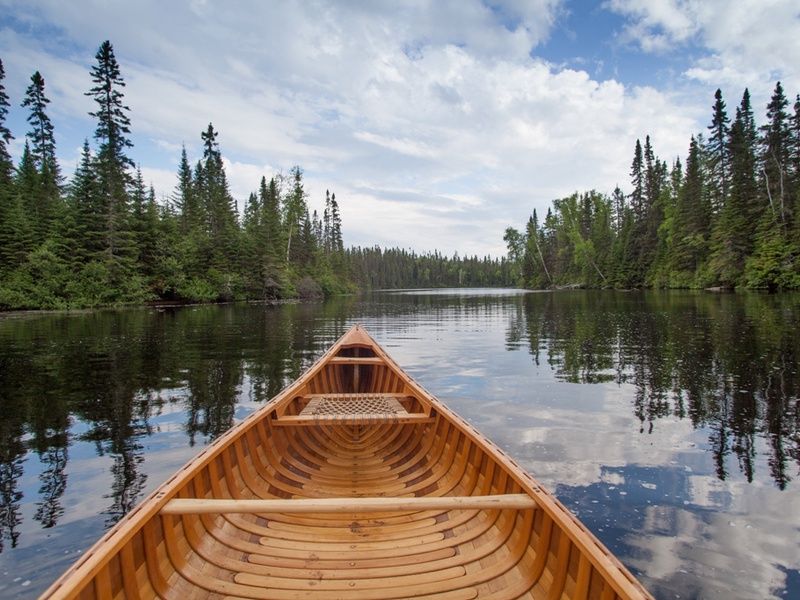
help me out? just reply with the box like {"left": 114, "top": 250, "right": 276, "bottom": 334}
{"left": 574, "top": 553, "right": 593, "bottom": 600}
{"left": 40, "top": 325, "right": 653, "bottom": 600}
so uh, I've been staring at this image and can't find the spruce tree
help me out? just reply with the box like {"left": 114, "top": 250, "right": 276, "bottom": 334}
{"left": 792, "top": 95, "right": 800, "bottom": 184}
{"left": 629, "top": 139, "right": 644, "bottom": 218}
{"left": 0, "top": 58, "right": 13, "bottom": 185}
{"left": 323, "top": 190, "right": 332, "bottom": 253}
{"left": 67, "top": 141, "right": 102, "bottom": 262}
{"left": 0, "top": 58, "right": 15, "bottom": 275}
{"left": 706, "top": 89, "right": 731, "bottom": 214}
{"left": 329, "top": 192, "right": 343, "bottom": 253}
{"left": 760, "top": 81, "right": 791, "bottom": 226}
{"left": 671, "top": 136, "right": 709, "bottom": 279}
{"left": 284, "top": 166, "right": 307, "bottom": 263}
{"left": 259, "top": 176, "right": 283, "bottom": 294}
{"left": 0, "top": 146, "right": 36, "bottom": 272}
{"left": 708, "top": 91, "right": 760, "bottom": 286}
{"left": 747, "top": 82, "right": 799, "bottom": 289}
{"left": 21, "top": 72, "right": 57, "bottom": 173}
{"left": 736, "top": 90, "right": 760, "bottom": 226}
{"left": 643, "top": 135, "right": 659, "bottom": 208}
{"left": 21, "top": 71, "right": 60, "bottom": 240}
{"left": 240, "top": 190, "right": 261, "bottom": 293}
{"left": 86, "top": 41, "right": 133, "bottom": 168}
{"left": 198, "top": 123, "right": 238, "bottom": 274}
{"left": 793, "top": 95, "right": 800, "bottom": 246}
{"left": 173, "top": 145, "right": 200, "bottom": 233}
{"left": 85, "top": 40, "right": 137, "bottom": 289}
{"left": 611, "top": 186, "right": 625, "bottom": 234}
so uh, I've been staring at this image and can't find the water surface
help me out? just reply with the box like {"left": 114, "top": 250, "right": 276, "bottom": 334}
{"left": 0, "top": 290, "right": 798, "bottom": 599}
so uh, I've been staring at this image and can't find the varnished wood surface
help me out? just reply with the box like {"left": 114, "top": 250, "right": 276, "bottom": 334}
{"left": 40, "top": 325, "right": 654, "bottom": 600}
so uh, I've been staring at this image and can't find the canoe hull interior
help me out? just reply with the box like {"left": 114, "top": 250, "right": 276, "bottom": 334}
{"left": 43, "top": 326, "right": 652, "bottom": 600}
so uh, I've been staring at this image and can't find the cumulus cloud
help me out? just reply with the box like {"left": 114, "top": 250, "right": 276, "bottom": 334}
{"left": 1, "top": 0, "right": 712, "bottom": 255}
{"left": 606, "top": 0, "right": 800, "bottom": 92}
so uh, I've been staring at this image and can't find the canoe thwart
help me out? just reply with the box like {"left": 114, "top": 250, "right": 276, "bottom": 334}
{"left": 329, "top": 356, "right": 385, "bottom": 365}
{"left": 160, "top": 494, "right": 538, "bottom": 515}
{"left": 272, "top": 413, "right": 436, "bottom": 425}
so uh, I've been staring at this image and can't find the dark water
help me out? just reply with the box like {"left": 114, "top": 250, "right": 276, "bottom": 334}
{"left": 0, "top": 290, "right": 798, "bottom": 599}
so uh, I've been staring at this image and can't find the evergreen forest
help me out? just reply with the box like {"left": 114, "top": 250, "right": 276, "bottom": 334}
{"left": 505, "top": 85, "right": 800, "bottom": 290}
{"left": 0, "top": 42, "right": 358, "bottom": 309}
{"left": 0, "top": 42, "right": 513, "bottom": 310}
{"left": 2, "top": 42, "right": 799, "bottom": 310}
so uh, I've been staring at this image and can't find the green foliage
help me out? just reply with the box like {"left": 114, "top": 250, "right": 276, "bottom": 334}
{"left": 0, "top": 41, "right": 365, "bottom": 310}
{"left": 0, "top": 241, "right": 70, "bottom": 309}
{"left": 744, "top": 216, "right": 800, "bottom": 290}
{"left": 506, "top": 83, "right": 800, "bottom": 291}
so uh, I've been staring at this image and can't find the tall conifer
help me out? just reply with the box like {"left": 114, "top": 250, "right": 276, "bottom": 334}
{"left": 0, "top": 58, "right": 13, "bottom": 184}
{"left": 706, "top": 89, "right": 731, "bottom": 213}
{"left": 629, "top": 139, "right": 644, "bottom": 218}
{"left": 760, "top": 82, "right": 791, "bottom": 225}
{"left": 85, "top": 40, "right": 137, "bottom": 283}
{"left": 21, "top": 71, "right": 60, "bottom": 240}
{"left": 21, "top": 72, "right": 57, "bottom": 173}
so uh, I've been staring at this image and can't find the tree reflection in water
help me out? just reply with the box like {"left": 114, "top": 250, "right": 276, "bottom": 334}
{"left": 508, "top": 291, "right": 800, "bottom": 487}
{"left": 0, "top": 293, "right": 797, "bottom": 600}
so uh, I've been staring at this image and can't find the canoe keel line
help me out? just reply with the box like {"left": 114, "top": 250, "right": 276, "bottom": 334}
{"left": 41, "top": 325, "right": 653, "bottom": 599}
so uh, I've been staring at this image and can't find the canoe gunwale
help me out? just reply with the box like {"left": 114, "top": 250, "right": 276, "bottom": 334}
{"left": 41, "top": 324, "right": 653, "bottom": 600}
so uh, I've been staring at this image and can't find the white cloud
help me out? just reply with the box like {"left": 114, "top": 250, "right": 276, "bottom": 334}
{"left": 0, "top": 0, "right": 721, "bottom": 256}
{"left": 606, "top": 0, "right": 800, "bottom": 92}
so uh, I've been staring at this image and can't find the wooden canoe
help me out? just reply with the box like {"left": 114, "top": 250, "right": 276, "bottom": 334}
{"left": 41, "top": 325, "right": 653, "bottom": 600}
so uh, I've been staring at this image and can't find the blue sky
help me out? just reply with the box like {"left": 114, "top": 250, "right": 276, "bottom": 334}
{"left": 1, "top": 0, "right": 798, "bottom": 256}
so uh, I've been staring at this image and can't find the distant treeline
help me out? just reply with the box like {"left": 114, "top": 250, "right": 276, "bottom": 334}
{"left": 0, "top": 41, "right": 356, "bottom": 310}
{"left": 346, "top": 247, "right": 515, "bottom": 289}
{"left": 505, "top": 84, "right": 800, "bottom": 290}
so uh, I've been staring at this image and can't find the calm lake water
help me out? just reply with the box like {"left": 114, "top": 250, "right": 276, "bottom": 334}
{"left": 0, "top": 289, "right": 798, "bottom": 599}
